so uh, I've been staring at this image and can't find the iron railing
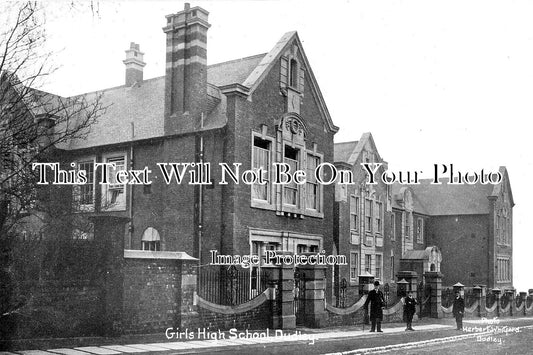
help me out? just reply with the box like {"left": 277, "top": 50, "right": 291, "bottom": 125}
{"left": 198, "top": 265, "right": 270, "bottom": 306}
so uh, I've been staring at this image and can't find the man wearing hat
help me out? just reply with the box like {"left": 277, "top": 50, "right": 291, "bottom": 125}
{"left": 364, "top": 280, "right": 386, "bottom": 332}
{"left": 452, "top": 291, "right": 465, "bottom": 331}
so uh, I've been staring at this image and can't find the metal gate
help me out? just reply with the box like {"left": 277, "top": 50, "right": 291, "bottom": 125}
{"left": 417, "top": 280, "right": 432, "bottom": 318}
{"left": 294, "top": 269, "right": 305, "bottom": 325}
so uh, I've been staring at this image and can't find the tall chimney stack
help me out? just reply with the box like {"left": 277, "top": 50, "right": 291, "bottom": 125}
{"left": 163, "top": 3, "right": 210, "bottom": 134}
{"left": 123, "top": 42, "right": 146, "bottom": 87}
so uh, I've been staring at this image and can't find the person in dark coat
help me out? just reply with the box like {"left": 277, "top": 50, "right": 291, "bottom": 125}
{"left": 403, "top": 291, "right": 418, "bottom": 331}
{"left": 364, "top": 280, "right": 386, "bottom": 332}
{"left": 452, "top": 291, "right": 465, "bottom": 330}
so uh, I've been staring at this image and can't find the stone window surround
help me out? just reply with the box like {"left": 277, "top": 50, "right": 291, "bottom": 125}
{"left": 249, "top": 125, "right": 324, "bottom": 218}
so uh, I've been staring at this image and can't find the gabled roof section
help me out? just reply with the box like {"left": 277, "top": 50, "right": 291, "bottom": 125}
{"left": 243, "top": 31, "right": 338, "bottom": 134}
{"left": 393, "top": 178, "right": 496, "bottom": 216}
{"left": 334, "top": 141, "right": 358, "bottom": 164}
{"left": 208, "top": 53, "right": 266, "bottom": 87}
{"left": 334, "top": 132, "right": 383, "bottom": 166}
{"left": 33, "top": 32, "right": 338, "bottom": 150}
{"left": 490, "top": 166, "right": 514, "bottom": 207}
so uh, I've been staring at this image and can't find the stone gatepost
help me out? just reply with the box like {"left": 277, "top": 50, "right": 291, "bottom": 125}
{"left": 298, "top": 254, "right": 327, "bottom": 328}
{"left": 520, "top": 292, "right": 527, "bottom": 316}
{"left": 506, "top": 289, "right": 515, "bottom": 317}
{"left": 474, "top": 285, "right": 487, "bottom": 318}
{"left": 492, "top": 288, "right": 502, "bottom": 317}
{"left": 268, "top": 251, "right": 296, "bottom": 330}
{"left": 424, "top": 271, "right": 443, "bottom": 318}
{"left": 90, "top": 215, "right": 130, "bottom": 337}
{"left": 179, "top": 258, "right": 200, "bottom": 328}
{"left": 397, "top": 271, "right": 419, "bottom": 299}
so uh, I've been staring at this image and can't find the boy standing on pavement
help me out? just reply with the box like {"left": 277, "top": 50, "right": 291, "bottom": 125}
{"left": 403, "top": 291, "right": 418, "bottom": 331}
{"left": 452, "top": 291, "right": 465, "bottom": 330}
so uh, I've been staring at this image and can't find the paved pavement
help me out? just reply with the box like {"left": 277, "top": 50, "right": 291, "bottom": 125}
{"left": 2, "top": 317, "right": 533, "bottom": 355}
{"left": 0, "top": 323, "right": 452, "bottom": 355}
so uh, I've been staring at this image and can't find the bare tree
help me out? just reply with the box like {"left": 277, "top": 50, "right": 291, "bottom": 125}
{"left": 0, "top": 2, "right": 106, "bottom": 237}
{"left": 0, "top": 2, "right": 106, "bottom": 324}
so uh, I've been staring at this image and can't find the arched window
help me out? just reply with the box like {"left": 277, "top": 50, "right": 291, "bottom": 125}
{"left": 289, "top": 59, "right": 298, "bottom": 88}
{"left": 141, "top": 227, "right": 161, "bottom": 251}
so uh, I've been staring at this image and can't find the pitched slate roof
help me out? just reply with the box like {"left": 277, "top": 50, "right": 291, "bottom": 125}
{"left": 392, "top": 178, "right": 497, "bottom": 216}
{"left": 334, "top": 141, "right": 358, "bottom": 164}
{"left": 207, "top": 53, "right": 266, "bottom": 87}
{"left": 333, "top": 133, "right": 380, "bottom": 166}
{"left": 60, "top": 54, "right": 266, "bottom": 150}
{"left": 50, "top": 31, "right": 339, "bottom": 150}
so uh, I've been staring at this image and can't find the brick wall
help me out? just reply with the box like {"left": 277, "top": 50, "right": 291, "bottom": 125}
{"left": 195, "top": 300, "right": 274, "bottom": 331}
{"left": 122, "top": 257, "right": 183, "bottom": 334}
{"left": 427, "top": 214, "right": 490, "bottom": 286}
{"left": 1, "top": 279, "right": 102, "bottom": 340}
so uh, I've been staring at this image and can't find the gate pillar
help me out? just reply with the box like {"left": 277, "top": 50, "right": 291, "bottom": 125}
{"left": 270, "top": 251, "right": 296, "bottom": 330}
{"left": 423, "top": 271, "right": 443, "bottom": 318}
{"left": 298, "top": 256, "right": 327, "bottom": 328}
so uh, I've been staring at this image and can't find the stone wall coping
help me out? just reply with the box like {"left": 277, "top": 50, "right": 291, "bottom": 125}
{"left": 382, "top": 300, "right": 403, "bottom": 315}
{"left": 124, "top": 250, "right": 197, "bottom": 260}
{"left": 465, "top": 300, "right": 479, "bottom": 313}
{"left": 325, "top": 294, "right": 367, "bottom": 315}
{"left": 193, "top": 288, "right": 271, "bottom": 314}
{"left": 441, "top": 305, "right": 453, "bottom": 314}
{"left": 486, "top": 302, "right": 498, "bottom": 313}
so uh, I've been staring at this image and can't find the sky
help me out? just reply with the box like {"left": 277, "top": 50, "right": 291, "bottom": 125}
{"left": 26, "top": 0, "right": 532, "bottom": 292}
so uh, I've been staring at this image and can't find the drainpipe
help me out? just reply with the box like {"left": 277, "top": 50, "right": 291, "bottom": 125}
{"left": 128, "top": 121, "right": 134, "bottom": 249}
{"left": 198, "top": 113, "right": 204, "bottom": 263}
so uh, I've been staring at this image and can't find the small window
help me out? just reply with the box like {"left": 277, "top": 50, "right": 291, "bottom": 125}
{"left": 306, "top": 154, "right": 320, "bottom": 210}
{"left": 391, "top": 213, "right": 396, "bottom": 240}
{"left": 141, "top": 227, "right": 161, "bottom": 251}
{"left": 376, "top": 202, "right": 383, "bottom": 234}
{"left": 350, "top": 195, "right": 359, "bottom": 232}
{"left": 390, "top": 255, "right": 395, "bottom": 280}
{"left": 289, "top": 59, "right": 298, "bottom": 88}
{"left": 365, "top": 254, "right": 372, "bottom": 273}
{"left": 283, "top": 146, "right": 299, "bottom": 205}
{"left": 252, "top": 136, "right": 271, "bottom": 201}
{"left": 375, "top": 254, "right": 382, "bottom": 280}
{"left": 76, "top": 160, "right": 94, "bottom": 207}
{"left": 417, "top": 218, "right": 424, "bottom": 243}
{"left": 350, "top": 252, "right": 358, "bottom": 281}
{"left": 102, "top": 155, "right": 127, "bottom": 210}
{"left": 365, "top": 199, "right": 373, "bottom": 232}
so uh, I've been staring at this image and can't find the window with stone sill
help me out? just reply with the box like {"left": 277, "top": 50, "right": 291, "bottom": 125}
{"left": 375, "top": 254, "right": 383, "bottom": 281}
{"left": 280, "top": 56, "right": 305, "bottom": 93}
{"left": 73, "top": 158, "right": 95, "bottom": 211}
{"left": 101, "top": 154, "right": 127, "bottom": 211}
{"left": 283, "top": 145, "right": 299, "bottom": 206}
{"left": 365, "top": 254, "right": 372, "bottom": 274}
{"left": 251, "top": 136, "right": 272, "bottom": 203}
{"left": 350, "top": 252, "right": 358, "bottom": 282}
{"left": 350, "top": 195, "right": 360, "bottom": 233}
{"left": 365, "top": 198, "right": 373, "bottom": 232}
{"left": 141, "top": 227, "right": 161, "bottom": 251}
{"left": 375, "top": 201, "right": 383, "bottom": 234}
{"left": 390, "top": 213, "right": 396, "bottom": 240}
{"left": 416, "top": 218, "right": 424, "bottom": 243}
{"left": 306, "top": 153, "right": 321, "bottom": 211}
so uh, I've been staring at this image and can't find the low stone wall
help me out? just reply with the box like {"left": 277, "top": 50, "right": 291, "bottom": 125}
{"left": 122, "top": 250, "right": 198, "bottom": 334}
{"left": 326, "top": 295, "right": 367, "bottom": 326}
{"left": 194, "top": 289, "right": 275, "bottom": 330}
{"left": 1, "top": 279, "right": 102, "bottom": 340}
{"left": 326, "top": 295, "right": 404, "bottom": 326}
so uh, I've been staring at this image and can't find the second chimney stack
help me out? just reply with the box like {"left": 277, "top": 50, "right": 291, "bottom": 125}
{"left": 123, "top": 42, "right": 146, "bottom": 87}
